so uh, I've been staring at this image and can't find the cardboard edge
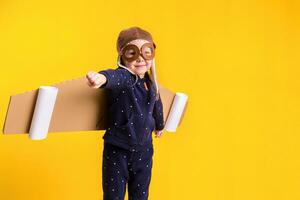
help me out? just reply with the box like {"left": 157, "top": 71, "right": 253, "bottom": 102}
{"left": 165, "top": 98, "right": 175, "bottom": 121}
{"left": 2, "top": 96, "right": 12, "bottom": 134}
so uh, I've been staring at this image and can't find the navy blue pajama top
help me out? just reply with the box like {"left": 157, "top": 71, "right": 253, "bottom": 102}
{"left": 98, "top": 67, "right": 165, "bottom": 151}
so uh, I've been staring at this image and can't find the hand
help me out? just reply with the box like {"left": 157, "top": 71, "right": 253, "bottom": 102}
{"left": 86, "top": 71, "right": 107, "bottom": 89}
{"left": 155, "top": 130, "right": 163, "bottom": 138}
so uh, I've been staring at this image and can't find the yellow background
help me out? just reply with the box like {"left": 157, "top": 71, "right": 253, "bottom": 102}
{"left": 1, "top": 0, "right": 300, "bottom": 199}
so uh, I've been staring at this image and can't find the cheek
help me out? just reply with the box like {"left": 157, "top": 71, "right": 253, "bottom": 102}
{"left": 124, "top": 60, "right": 134, "bottom": 68}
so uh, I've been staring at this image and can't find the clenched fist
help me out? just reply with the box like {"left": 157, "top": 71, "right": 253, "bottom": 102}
{"left": 86, "top": 71, "right": 107, "bottom": 89}
{"left": 155, "top": 130, "right": 163, "bottom": 138}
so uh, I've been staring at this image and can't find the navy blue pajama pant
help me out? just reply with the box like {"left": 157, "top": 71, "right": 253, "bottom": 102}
{"left": 102, "top": 142, "right": 154, "bottom": 200}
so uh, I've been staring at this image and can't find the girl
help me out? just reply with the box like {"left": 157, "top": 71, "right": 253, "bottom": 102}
{"left": 86, "top": 26, "right": 164, "bottom": 200}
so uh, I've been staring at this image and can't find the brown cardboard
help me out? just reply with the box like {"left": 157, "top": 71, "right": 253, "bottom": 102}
{"left": 2, "top": 76, "right": 178, "bottom": 134}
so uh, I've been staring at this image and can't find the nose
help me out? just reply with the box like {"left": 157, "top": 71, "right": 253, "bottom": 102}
{"left": 136, "top": 55, "right": 144, "bottom": 63}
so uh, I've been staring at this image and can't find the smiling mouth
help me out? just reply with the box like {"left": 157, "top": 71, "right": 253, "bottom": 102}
{"left": 135, "top": 65, "right": 146, "bottom": 67}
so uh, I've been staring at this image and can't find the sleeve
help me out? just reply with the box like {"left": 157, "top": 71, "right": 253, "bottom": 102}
{"left": 98, "top": 68, "right": 133, "bottom": 90}
{"left": 153, "top": 93, "right": 165, "bottom": 131}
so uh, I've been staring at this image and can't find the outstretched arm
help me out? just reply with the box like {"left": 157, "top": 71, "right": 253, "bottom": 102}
{"left": 86, "top": 68, "right": 132, "bottom": 90}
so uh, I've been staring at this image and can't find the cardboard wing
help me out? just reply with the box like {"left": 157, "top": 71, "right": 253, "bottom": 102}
{"left": 2, "top": 77, "right": 188, "bottom": 138}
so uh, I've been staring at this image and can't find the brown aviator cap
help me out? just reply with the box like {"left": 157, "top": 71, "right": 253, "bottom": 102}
{"left": 116, "top": 26, "right": 156, "bottom": 53}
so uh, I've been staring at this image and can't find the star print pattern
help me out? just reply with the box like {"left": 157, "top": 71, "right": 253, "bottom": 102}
{"left": 98, "top": 67, "right": 163, "bottom": 200}
{"left": 98, "top": 67, "right": 165, "bottom": 151}
{"left": 102, "top": 142, "right": 153, "bottom": 200}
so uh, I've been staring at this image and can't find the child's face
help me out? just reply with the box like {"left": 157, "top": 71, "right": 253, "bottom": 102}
{"left": 121, "top": 39, "right": 154, "bottom": 77}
